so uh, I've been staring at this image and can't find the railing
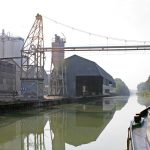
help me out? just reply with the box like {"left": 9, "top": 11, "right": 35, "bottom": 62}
{"left": 127, "top": 122, "right": 135, "bottom": 150}
{"left": 40, "top": 45, "right": 150, "bottom": 52}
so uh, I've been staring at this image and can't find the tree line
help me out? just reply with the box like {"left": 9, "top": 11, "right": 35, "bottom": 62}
{"left": 115, "top": 78, "right": 130, "bottom": 96}
{"left": 137, "top": 76, "right": 150, "bottom": 93}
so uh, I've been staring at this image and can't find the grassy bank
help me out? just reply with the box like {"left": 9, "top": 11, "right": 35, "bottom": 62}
{"left": 137, "top": 92, "right": 150, "bottom": 98}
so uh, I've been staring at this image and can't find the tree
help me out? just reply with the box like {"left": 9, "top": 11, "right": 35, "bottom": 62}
{"left": 137, "top": 75, "right": 150, "bottom": 92}
{"left": 115, "top": 78, "right": 130, "bottom": 96}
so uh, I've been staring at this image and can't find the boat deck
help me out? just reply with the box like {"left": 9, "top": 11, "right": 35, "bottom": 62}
{"left": 132, "top": 118, "right": 150, "bottom": 150}
{"left": 146, "top": 112, "right": 150, "bottom": 147}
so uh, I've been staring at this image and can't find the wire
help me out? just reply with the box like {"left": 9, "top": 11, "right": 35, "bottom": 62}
{"left": 43, "top": 15, "right": 150, "bottom": 44}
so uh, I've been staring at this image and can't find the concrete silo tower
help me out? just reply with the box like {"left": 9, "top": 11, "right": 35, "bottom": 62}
{"left": 50, "top": 34, "right": 67, "bottom": 96}
{"left": 0, "top": 29, "right": 24, "bottom": 65}
{"left": 52, "top": 34, "right": 65, "bottom": 70}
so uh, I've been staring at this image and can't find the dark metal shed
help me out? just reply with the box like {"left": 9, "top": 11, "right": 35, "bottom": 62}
{"left": 64, "top": 55, "right": 115, "bottom": 97}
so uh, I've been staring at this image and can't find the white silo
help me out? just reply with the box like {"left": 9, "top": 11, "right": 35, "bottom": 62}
{"left": 52, "top": 34, "right": 66, "bottom": 70}
{"left": 50, "top": 34, "right": 67, "bottom": 96}
{"left": 0, "top": 29, "right": 24, "bottom": 65}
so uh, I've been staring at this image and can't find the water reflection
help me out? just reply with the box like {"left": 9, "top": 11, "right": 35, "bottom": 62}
{"left": 50, "top": 100, "right": 115, "bottom": 149}
{"left": 0, "top": 112, "right": 47, "bottom": 150}
{"left": 0, "top": 96, "right": 129, "bottom": 150}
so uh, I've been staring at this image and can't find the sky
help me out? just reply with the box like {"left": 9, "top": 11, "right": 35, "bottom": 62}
{"left": 0, "top": 0, "right": 150, "bottom": 90}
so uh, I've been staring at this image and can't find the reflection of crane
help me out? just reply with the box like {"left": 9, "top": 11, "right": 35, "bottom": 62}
{"left": 21, "top": 14, "right": 45, "bottom": 99}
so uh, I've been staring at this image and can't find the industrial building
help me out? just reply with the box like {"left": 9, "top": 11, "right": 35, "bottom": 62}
{"left": 49, "top": 35, "right": 116, "bottom": 97}
{"left": 64, "top": 55, "right": 115, "bottom": 97}
{"left": 0, "top": 61, "right": 16, "bottom": 95}
{"left": 0, "top": 29, "right": 48, "bottom": 99}
{"left": 0, "top": 27, "right": 115, "bottom": 99}
{"left": 0, "top": 30, "right": 24, "bottom": 96}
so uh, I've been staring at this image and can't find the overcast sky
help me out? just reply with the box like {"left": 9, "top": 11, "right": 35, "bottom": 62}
{"left": 0, "top": 0, "right": 150, "bottom": 90}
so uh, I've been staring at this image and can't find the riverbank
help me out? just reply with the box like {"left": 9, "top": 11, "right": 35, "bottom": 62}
{"left": 137, "top": 92, "right": 150, "bottom": 98}
{"left": 0, "top": 95, "right": 108, "bottom": 113}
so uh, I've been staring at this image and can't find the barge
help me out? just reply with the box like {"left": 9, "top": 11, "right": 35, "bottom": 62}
{"left": 127, "top": 106, "right": 150, "bottom": 150}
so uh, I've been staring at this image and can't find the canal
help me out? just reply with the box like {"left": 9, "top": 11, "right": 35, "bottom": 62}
{"left": 0, "top": 95, "right": 149, "bottom": 150}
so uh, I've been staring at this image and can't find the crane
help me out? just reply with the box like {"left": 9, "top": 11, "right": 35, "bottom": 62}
{"left": 20, "top": 13, "right": 45, "bottom": 99}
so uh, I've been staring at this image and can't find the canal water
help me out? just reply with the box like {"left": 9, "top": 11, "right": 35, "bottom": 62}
{"left": 0, "top": 95, "right": 149, "bottom": 150}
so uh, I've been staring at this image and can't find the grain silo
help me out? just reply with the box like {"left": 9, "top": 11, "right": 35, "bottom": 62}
{"left": 51, "top": 34, "right": 65, "bottom": 70}
{"left": 50, "top": 34, "right": 67, "bottom": 96}
{"left": 0, "top": 29, "right": 24, "bottom": 65}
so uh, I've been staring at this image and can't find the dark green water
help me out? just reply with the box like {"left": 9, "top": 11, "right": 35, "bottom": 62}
{"left": 0, "top": 95, "right": 149, "bottom": 150}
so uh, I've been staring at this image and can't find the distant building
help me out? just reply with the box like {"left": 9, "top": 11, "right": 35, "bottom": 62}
{"left": 64, "top": 55, "right": 116, "bottom": 97}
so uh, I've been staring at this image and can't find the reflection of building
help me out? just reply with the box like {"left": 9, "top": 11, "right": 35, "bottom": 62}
{"left": 50, "top": 100, "right": 116, "bottom": 149}
{"left": 0, "top": 114, "right": 47, "bottom": 150}
{"left": 0, "top": 97, "right": 129, "bottom": 150}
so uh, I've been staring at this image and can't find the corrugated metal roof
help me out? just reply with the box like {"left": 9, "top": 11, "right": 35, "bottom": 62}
{"left": 65, "top": 55, "right": 115, "bottom": 83}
